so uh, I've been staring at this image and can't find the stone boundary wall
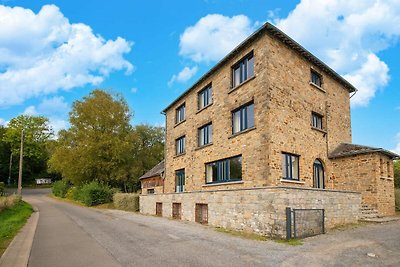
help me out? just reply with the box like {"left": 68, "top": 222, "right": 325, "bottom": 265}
{"left": 140, "top": 186, "right": 361, "bottom": 238}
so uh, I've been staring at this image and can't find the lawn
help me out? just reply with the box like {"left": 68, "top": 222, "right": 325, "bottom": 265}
{"left": 0, "top": 200, "right": 33, "bottom": 256}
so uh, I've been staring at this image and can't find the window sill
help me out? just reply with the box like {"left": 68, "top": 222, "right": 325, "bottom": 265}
{"left": 309, "top": 82, "right": 326, "bottom": 93}
{"left": 202, "top": 180, "right": 244, "bottom": 187}
{"left": 311, "top": 127, "right": 327, "bottom": 134}
{"left": 280, "top": 178, "right": 305, "bottom": 185}
{"left": 380, "top": 176, "right": 394, "bottom": 181}
{"left": 174, "top": 120, "right": 186, "bottom": 128}
{"left": 229, "top": 127, "right": 256, "bottom": 139}
{"left": 173, "top": 153, "right": 186, "bottom": 158}
{"left": 195, "top": 143, "right": 213, "bottom": 151}
{"left": 229, "top": 75, "right": 256, "bottom": 94}
{"left": 196, "top": 103, "right": 213, "bottom": 114}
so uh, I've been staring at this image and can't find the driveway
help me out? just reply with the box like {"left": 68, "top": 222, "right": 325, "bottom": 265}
{"left": 18, "top": 189, "right": 400, "bottom": 267}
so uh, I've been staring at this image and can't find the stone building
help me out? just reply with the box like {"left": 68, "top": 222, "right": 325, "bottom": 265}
{"left": 139, "top": 160, "right": 164, "bottom": 195}
{"left": 140, "top": 22, "right": 398, "bottom": 237}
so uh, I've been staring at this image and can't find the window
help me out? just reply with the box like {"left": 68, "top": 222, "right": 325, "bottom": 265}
{"left": 206, "top": 156, "right": 242, "bottom": 184}
{"left": 176, "top": 103, "right": 186, "bottom": 124}
{"left": 198, "top": 123, "right": 212, "bottom": 146}
{"left": 147, "top": 188, "right": 155, "bottom": 194}
{"left": 282, "top": 153, "right": 299, "bottom": 180}
{"left": 311, "top": 70, "right": 322, "bottom": 87}
{"left": 312, "top": 112, "right": 323, "bottom": 130}
{"left": 198, "top": 85, "right": 212, "bottom": 110}
{"left": 232, "top": 102, "right": 254, "bottom": 134}
{"left": 176, "top": 136, "right": 185, "bottom": 155}
{"left": 232, "top": 52, "right": 254, "bottom": 87}
{"left": 175, "top": 169, "right": 185, "bottom": 192}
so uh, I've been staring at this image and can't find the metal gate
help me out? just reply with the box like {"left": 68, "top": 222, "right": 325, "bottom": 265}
{"left": 286, "top": 207, "right": 325, "bottom": 239}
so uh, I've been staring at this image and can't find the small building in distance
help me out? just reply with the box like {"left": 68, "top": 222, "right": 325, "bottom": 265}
{"left": 139, "top": 160, "right": 164, "bottom": 195}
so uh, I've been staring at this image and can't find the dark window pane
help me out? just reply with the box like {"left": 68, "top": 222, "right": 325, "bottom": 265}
{"left": 247, "top": 104, "right": 254, "bottom": 129}
{"left": 205, "top": 156, "right": 242, "bottom": 184}
{"left": 248, "top": 56, "right": 254, "bottom": 78}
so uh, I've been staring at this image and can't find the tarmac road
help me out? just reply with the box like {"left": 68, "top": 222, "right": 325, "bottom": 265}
{"left": 15, "top": 189, "right": 400, "bottom": 267}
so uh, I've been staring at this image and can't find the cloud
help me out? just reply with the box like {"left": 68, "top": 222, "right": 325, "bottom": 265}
{"left": 273, "top": 0, "right": 400, "bottom": 107}
{"left": 130, "top": 87, "right": 138, "bottom": 93}
{"left": 0, "top": 118, "right": 7, "bottom": 126}
{"left": 38, "top": 96, "right": 69, "bottom": 114}
{"left": 179, "top": 14, "right": 254, "bottom": 63}
{"left": 168, "top": 66, "right": 198, "bottom": 86}
{"left": 23, "top": 105, "right": 38, "bottom": 116}
{"left": 49, "top": 117, "right": 69, "bottom": 135}
{"left": 0, "top": 4, "right": 133, "bottom": 108}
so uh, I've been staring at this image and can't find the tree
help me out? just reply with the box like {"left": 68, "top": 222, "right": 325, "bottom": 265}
{"left": 0, "top": 126, "right": 11, "bottom": 183}
{"left": 394, "top": 160, "right": 400, "bottom": 188}
{"left": 49, "top": 90, "right": 134, "bottom": 186}
{"left": 129, "top": 124, "right": 164, "bottom": 191}
{"left": 2, "top": 115, "right": 53, "bottom": 184}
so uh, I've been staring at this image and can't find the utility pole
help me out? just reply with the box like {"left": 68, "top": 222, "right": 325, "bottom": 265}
{"left": 8, "top": 153, "right": 12, "bottom": 185}
{"left": 17, "top": 129, "right": 24, "bottom": 196}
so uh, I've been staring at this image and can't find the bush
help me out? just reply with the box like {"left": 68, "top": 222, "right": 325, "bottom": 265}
{"left": 52, "top": 180, "right": 70, "bottom": 198}
{"left": 113, "top": 193, "right": 139, "bottom": 212}
{"left": 395, "top": 188, "right": 400, "bottom": 212}
{"left": 74, "top": 182, "right": 114, "bottom": 206}
{"left": 0, "top": 182, "right": 4, "bottom": 196}
{"left": 0, "top": 195, "right": 21, "bottom": 212}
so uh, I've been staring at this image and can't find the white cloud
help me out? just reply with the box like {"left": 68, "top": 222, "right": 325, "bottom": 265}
{"left": 23, "top": 105, "right": 38, "bottom": 116}
{"left": 273, "top": 0, "right": 400, "bottom": 107}
{"left": 0, "top": 4, "right": 133, "bottom": 108}
{"left": 393, "top": 133, "right": 400, "bottom": 154}
{"left": 38, "top": 96, "right": 69, "bottom": 114}
{"left": 0, "top": 118, "right": 6, "bottom": 126}
{"left": 49, "top": 117, "right": 69, "bottom": 136}
{"left": 168, "top": 66, "right": 198, "bottom": 86}
{"left": 179, "top": 14, "right": 254, "bottom": 63}
{"left": 130, "top": 87, "right": 138, "bottom": 93}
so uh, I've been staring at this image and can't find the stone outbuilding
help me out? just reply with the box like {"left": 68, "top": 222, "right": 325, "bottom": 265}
{"left": 139, "top": 160, "right": 164, "bottom": 195}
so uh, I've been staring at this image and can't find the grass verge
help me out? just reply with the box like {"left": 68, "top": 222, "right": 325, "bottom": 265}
{"left": 0, "top": 201, "right": 33, "bottom": 256}
{"left": 49, "top": 194, "right": 115, "bottom": 210}
{"left": 214, "top": 227, "right": 268, "bottom": 241}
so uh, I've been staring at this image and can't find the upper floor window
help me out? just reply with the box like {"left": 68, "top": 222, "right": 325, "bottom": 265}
{"left": 232, "top": 102, "right": 254, "bottom": 134}
{"left": 198, "top": 123, "right": 212, "bottom": 147}
{"left": 198, "top": 85, "right": 212, "bottom": 110}
{"left": 176, "top": 103, "right": 186, "bottom": 124}
{"left": 206, "top": 156, "right": 242, "bottom": 184}
{"left": 311, "top": 69, "right": 322, "bottom": 87}
{"left": 312, "top": 112, "right": 323, "bottom": 130}
{"left": 176, "top": 136, "right": 185, "bottom": 155}
{"left": 232, "top": 52, "right": 254, "bottom": 88}
{"left": 175, "top": 169, "right": 185, "bottom": 192}
{"left": 282, "top": 153, "right": 299, "bottom": 180}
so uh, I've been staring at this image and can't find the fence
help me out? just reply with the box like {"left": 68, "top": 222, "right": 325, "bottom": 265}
{"left": 286, "top": 207, "right": 325, "bottom": 239}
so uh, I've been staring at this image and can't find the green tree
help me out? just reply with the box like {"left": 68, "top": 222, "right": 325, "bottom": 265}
{"left": 0, "top": 126, "right": 11, "bottom": 183}
{"left": 2, "top": 115, "right": 53, "bottom": 184}
{"left": 49, "top": 90, "right": 134, "bottom": 186}
{"left": 394, "top": 160, "right": 400, "bottom": 188}
{"left": 129, "top": 124, "right": 164, "bottom": 192}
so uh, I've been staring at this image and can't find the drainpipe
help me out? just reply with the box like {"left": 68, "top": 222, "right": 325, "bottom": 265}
{"left": 161, "top": 111, "right": 167, "bottom": 194}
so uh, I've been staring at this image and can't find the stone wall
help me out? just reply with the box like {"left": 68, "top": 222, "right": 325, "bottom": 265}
{"left": 140, "top": 176, "right": 163, "bottom": 195}
{"left": 140, "top": 186, "right": 361, "bottom": 238}
{"left": 331, "top": 152, "right": 395, "bottom": 216}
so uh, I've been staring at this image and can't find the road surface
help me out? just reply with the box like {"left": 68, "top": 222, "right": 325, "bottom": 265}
{"left": 14, "top": 189, "right": 400, "bottom": 267}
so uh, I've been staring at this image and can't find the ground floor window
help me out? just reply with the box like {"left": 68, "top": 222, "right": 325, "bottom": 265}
{"left": 147, "top": 188, "right": 155, "bottom": 194}
{"left": 175, "top": 169, "right": 185, "bottom": 192}
{"left": 313, "top": 159, "right": 324, "bottom": 189}
{"left": 205, "top": 155, "right": 242, "bottom": 184}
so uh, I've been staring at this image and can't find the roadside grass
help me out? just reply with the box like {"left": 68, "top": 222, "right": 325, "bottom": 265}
{"left": 330, "top": 222, "right": 367, "bottom": 231}
{"left": 49, "top": 194, "right": 115, "bottom": 210}
{"left": 275, "top": 239, "right": 303, "bottom": 246}
{"left": 0, "top": 201, "right": 33, "bottom": 256}
{"left": 214, "top": 227, "right": 268, "bottom": 241}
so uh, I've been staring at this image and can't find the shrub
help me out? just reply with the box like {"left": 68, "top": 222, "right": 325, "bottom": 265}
{"left": 113, "top": 193, "right": 139, "bottom": 212}
{"left": 0, "top": 182, "right": 4, "bottom": 196}
{"left": 52, "top": 180, "right": 70, "bottom": 198}
{"left": 395, "top": 188, "right": 400, "bottom": 211}
{"left": 74, "top": 182, "right": 114, "bottom": 206}
{"left": 0, "top": 195, "right": 21, "bottom": 212}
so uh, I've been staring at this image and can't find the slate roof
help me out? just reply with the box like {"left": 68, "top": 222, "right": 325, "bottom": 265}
{"left": 328, "top": 143, "right": 399, "bottom": 159}
{"left": 139, "top": 160, "right": 165, "bottom": 180}
{"left": 163, "top": 22, "right": 357, "bottom": 113}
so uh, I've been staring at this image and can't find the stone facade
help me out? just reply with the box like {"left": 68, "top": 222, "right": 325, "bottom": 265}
{"left": 331, "top": 153, "right": 395, "bottom": 215}
{"left": 140, "top": 176, "right": 163, "bottom": 195}
{"left": 140, "top": 23, "right": 397, "bottom": 236}
{"left": 140, "top": 187, "right": 361, "bottom": 238}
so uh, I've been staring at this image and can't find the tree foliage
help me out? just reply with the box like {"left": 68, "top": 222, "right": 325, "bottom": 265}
{"left": 49, "top": 90, "right": 134, "bottom": 186}
{"left": 394, "top": 160, "right": 400, "bottom": 188}
{"left": 1, "top": 115, "right": 53, "bottom": 183}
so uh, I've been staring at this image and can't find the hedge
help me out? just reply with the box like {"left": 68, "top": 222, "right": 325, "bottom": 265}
{"left": 113, "top": 193, "right": 139, "bottom": 212}
{"left": 52, "top": 180, "right": 70, "bottom": 198}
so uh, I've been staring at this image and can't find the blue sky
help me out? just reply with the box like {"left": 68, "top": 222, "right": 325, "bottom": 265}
{"left": 0, "top": 0, "right": 399, "bottom": 153}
